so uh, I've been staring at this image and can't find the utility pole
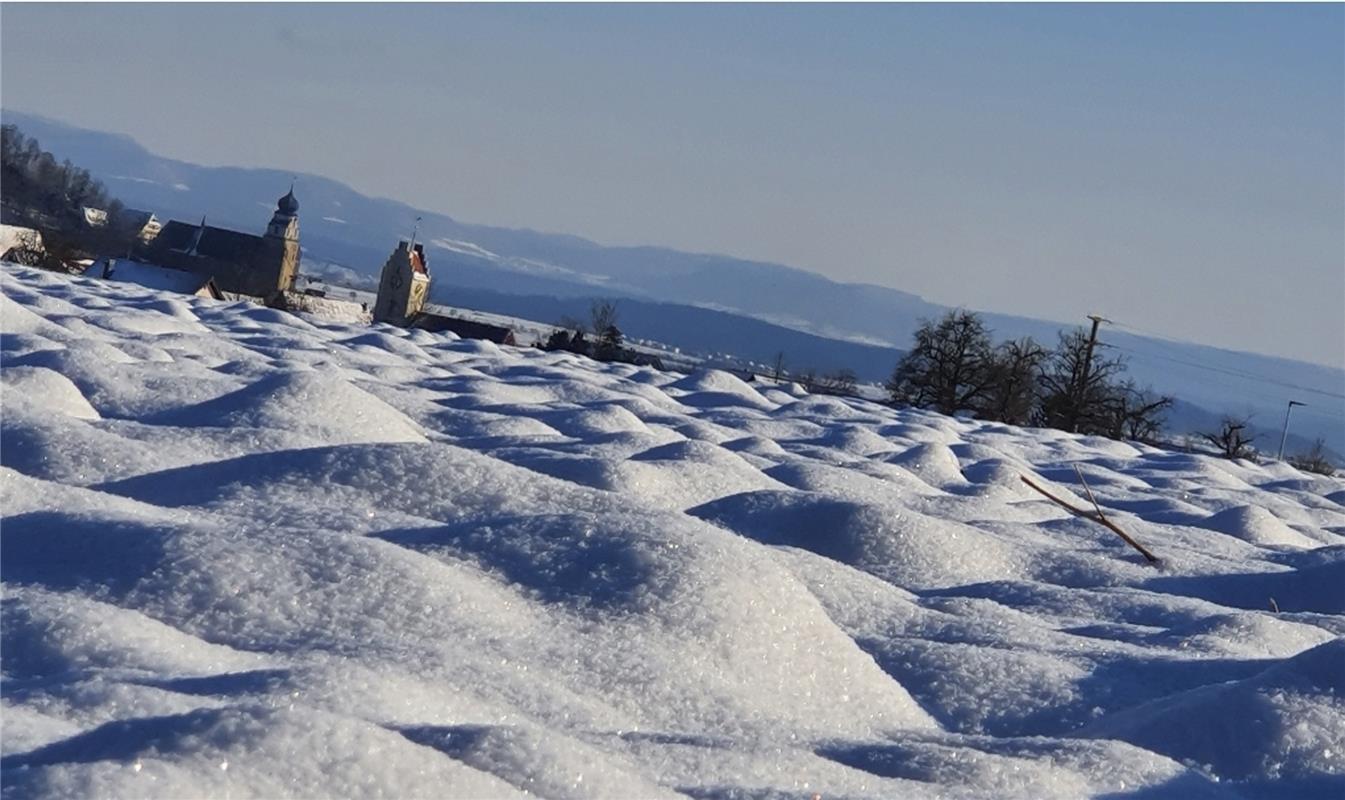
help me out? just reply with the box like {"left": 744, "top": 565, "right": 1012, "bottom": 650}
{"left": 1082, "top": 314, "right": 1109, "bottom": 383}
{"left": 1072, "top": 314, "right": 1111, "bottom": 432}
{"left": 1277, "top": 400, "right": 1306, "bottom": 460}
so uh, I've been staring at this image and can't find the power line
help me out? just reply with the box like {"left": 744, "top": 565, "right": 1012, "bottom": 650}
{"left": 1108, "top": 319, "right": 1344, "bottom": 390}
{"left": 1100, "top": 345, "right": 1345, "bottom": 424}
{"left": 1100, "top": 342, "right": 1345, "bottom": 403}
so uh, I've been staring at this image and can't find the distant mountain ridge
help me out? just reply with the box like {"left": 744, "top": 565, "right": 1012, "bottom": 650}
{"left": 4, "top": 108, "right": 1341, "bottom": 455}
{"left": 1, "top": 110, "right": 940, "bottom": 332}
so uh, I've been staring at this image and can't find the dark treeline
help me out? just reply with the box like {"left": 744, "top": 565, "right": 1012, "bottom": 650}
{"left": 887, "top": 310, "right": 1174, "bottom": 445}
{"left": 1, "top": 124, "right": 121, "bottom": 227}
{"left": 1, "top": 125, "right": 143, "bottom": 264}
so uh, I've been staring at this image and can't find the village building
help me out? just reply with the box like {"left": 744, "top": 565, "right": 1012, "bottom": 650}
{"left": 141, "top": 189, "right": 301, "bottom": 302}
{"left": 119, "top": 210, "right": 163, "bottom": 244}
{"left": 372, "top": 239, "right": 431, "bottom": 326}
{"left": 0, "top": 223, "right": 46, "bottom": 266}
{"left": 96, "top": 258, "right": 225, "bottom": 300}
{"left": 81, "top": 207, "right": 108, "bottom": 228}
{"left": 81, "top": 207, "right": 162, "bottom": 245}
{"left": 372, "top": 237, "right": 516, "bottom": 345}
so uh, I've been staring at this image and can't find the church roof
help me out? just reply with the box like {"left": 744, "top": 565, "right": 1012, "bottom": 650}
{"left": 155, "top": 221, "right": 267, "bottom": 262}
{"left": 277, "top": 188, "right": 299, "bottom": 214}
{"left": 115, "top": 209, "right": 158, "bottom": 230}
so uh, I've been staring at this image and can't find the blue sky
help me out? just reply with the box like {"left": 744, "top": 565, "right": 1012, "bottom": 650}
{"left": 3, "top": 3, "right": 1342, "bottom": 365}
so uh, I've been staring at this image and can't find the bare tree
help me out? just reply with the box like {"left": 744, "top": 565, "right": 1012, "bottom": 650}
{"left": 887, "top": 310, "right": 996, "bottom": 415}
{"left": 770, "top": 351, "right": 787, "bottom": 382}
{"left": 1036, "top": 328, "right": 1127, "bottom": 434}
{"left": 979, "top": 337, "right": 1047, "bottom": 424}
{"left": 570, "top": 299, "right": 623, "bottom": 361}
{"left": 1097, "top": 381, "right": 1174, "bottom": 443}
{"left": 1201, "top": 415, "right": 1258, "bottom": 460}
{"left": 589, "top": 299, "right": 620, "bottom": 337}
{"left": 1289, "top": 439, "right": 1336, "bottom": 476}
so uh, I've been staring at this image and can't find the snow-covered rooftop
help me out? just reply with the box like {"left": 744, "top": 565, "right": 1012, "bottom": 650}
{"left": 98, "top": 258, "right": 217, "bottom": 297}
{"left": 2, "top": 262, "right": 1342, "bottom": 798}
{"left": 0, "top": 223, "right": 45, "bottom": 255}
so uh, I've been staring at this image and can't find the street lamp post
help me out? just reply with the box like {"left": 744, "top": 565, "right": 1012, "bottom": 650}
{"left": 1277, "top": 400, "right": 1306, "bottom": 460}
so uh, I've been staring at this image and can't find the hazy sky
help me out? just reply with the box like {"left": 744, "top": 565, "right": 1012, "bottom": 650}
{"left": 3, "top": 3, "right": 1343, "bottom": 365}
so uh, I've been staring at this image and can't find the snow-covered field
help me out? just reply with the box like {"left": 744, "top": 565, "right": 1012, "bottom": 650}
{"left": 2, "top": 263, "right": 1343, "bottom": 799}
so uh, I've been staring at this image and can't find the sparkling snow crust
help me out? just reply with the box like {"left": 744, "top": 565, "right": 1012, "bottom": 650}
{"left": 2, "top": 264, "right": 1343, "bottom": 799}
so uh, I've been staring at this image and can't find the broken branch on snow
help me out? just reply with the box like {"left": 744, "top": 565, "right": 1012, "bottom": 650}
{"left": 1020, "top": 473, "right": 1160, "bottom": 565}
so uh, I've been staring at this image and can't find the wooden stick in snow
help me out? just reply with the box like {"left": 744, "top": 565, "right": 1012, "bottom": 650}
{"left": 1020, "top": 474, "right": 1161, "bottom": 565}
{"left": 1073, "top": 465, "right": 1105, "bottom": 518}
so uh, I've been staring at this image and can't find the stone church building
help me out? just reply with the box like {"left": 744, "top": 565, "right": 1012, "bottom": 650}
{"left": 143, "top": 188, "right": 301, "bottom": 302}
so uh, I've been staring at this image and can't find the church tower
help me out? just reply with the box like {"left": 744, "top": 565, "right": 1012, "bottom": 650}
{"left": 373, "top": 239, "right": 431, "bottom": 326}
{"left": 264, "top": 187, "right": 301, "bottom": 293}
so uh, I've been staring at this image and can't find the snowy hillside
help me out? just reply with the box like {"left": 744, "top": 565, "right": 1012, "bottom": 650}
{"left": 2, "top": 263, "right": 1343, "bottom": 799}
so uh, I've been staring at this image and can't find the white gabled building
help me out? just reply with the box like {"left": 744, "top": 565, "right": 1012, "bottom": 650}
{"left": 372, "top": 239, "right": 431, "bottom": 327}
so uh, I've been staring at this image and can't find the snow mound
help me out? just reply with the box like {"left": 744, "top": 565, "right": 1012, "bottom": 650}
{"left": 336, "top": 331, "right": 432, "bottom": 360}
{"left": 3, "top": 586, "right": 269, "bottom": 678}
{"left": 958, "top": 457, "right": 1041, "bottom": 499}
{"left": 1152, "top": 611, "right": 1338, "bottom": 659}
{"left": 666, "top": 368, "right": 774, "bottom": 409}
{"left": 1145, "top": 557, "right": 1345, "bottom": 614}
{"left": 690, "top": 491, "right": 1023, "bottom": 589}
{"left": 886, "top": 441, "right": 967, "bottom": 488}
{"left": 629, "top": 438, "right": 740, "bottom": 464}
{"left": 719, "top": 434, "right": 788, "bottom": 457}
{"left": 145, "top": 369, "right": 426, "bottom": 444}
{"left": 782, "top": 394, "right": 874, "bottom": 420}
{"left": 1083, "top": 639, "right": 1345, "bottom": 789}
{"left": 137, "top": 296, "right": 202, "bottom": 321}
{"left": 2, "top": 366, "right": 100, "bottom": 420}
{"left": 1, "top": 705, "right": 528, "bottom": 799}
{"left": 620, "top": 439, "right": 786, "bottom": 509}
{"left": 543, "top": 404, "right": 651, "bottom": 437}
{"left": 810, "top": 424, "right": 901, "bottom": 456}
{"left": 1201, "top": 504, "right": 1319, "bottom": 548}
